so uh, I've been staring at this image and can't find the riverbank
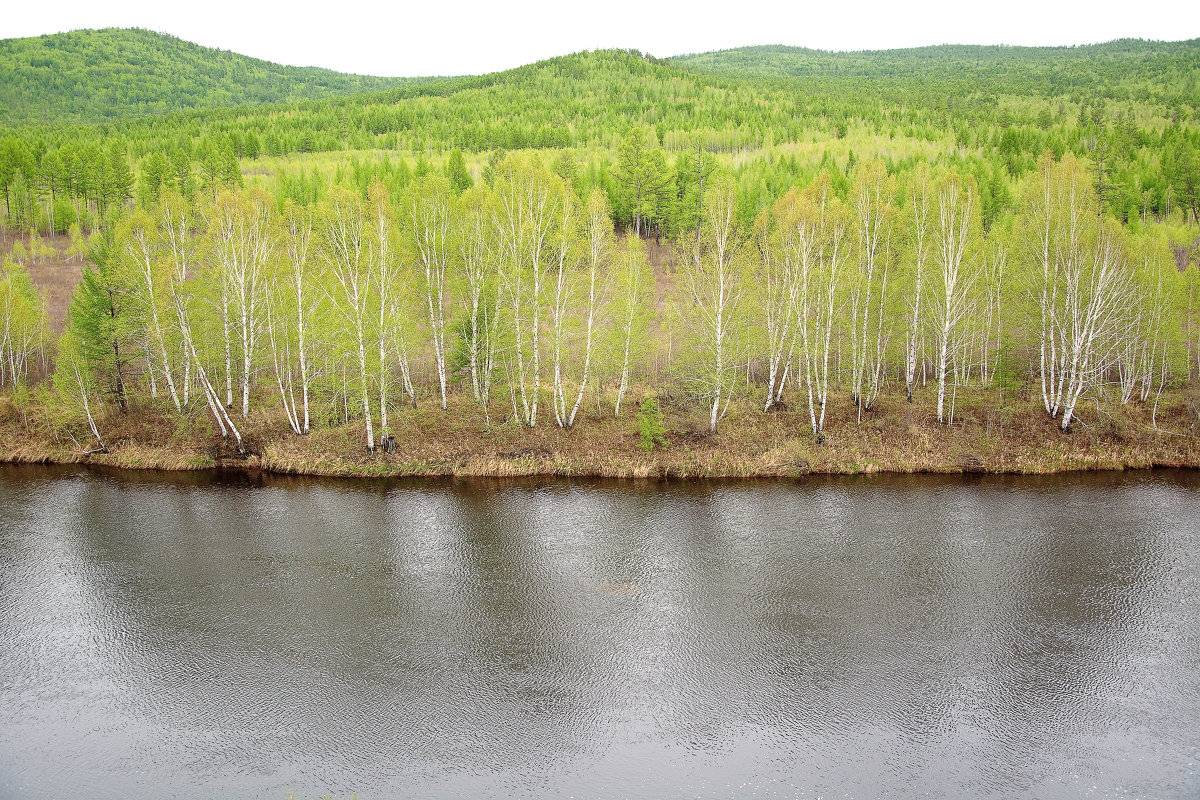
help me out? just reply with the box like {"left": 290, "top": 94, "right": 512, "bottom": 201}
{"left": 2, "top": 387, "right": 1199, "bottom": 478}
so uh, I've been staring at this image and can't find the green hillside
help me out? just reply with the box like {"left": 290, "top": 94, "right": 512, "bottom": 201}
{"left": 5, "top": 33, "right": 1197, "bottom": 159}
{"left": 98, "top": 49, "right": 784, "bottom": 154}
{"left": 0, "top": 27, "right": 417, "bottom": 123}
{"left": 2, "top": 34, "right": 1197, "bottom": 235}
{"left": 671, "top": 40, "right": 1200, "bottom": 107}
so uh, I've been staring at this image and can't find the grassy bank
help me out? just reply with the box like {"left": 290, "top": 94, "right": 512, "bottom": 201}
{"left": 3, "top": 384, "right": 1199, "bottom": 479}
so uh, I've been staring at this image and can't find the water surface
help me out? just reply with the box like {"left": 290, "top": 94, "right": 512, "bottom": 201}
{"left": 1, "top": 465, "right": 1198, "bottom": 799}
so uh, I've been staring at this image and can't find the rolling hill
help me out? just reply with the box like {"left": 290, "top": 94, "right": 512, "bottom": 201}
{"left": 0, "top": 27, "right": 419, "bottom": 123}
{"left": 1, "top": 29, "right": 1196, "bottom": 236}
{"left": 671, "top": 40, "right": 1200, "bottom": 110}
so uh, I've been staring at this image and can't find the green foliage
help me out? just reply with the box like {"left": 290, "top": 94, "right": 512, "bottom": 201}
{"left": 637, "top": 396, "right": 668, "bottom": 451}
{"left": 0, "top": 28, "right": 414, "bottom": 123}
{"left": 615, "top": 128, "right": 675, "bottom": 235}
{"left": 139, "top": 150, "right": 170, "bottom": 207}
{"left": 64, "top": 234, "right": 135, "bottom": 411}
{"left": 0, "top": 258, "right": 49, "bottom": 388}
{"left": 2, "top": 33, "right": 1197, "bottom": 242}
{"left": 4, "top": 33, "right": 1200, "bottom": 444}
{"left": 672, "top": 40, "right": 1200, "bottom": 116}
{"left": 443, "top": 149, "right": 473, "bottom": 195}
{"left": 51, "top": 327, "right": 90, "bottom": 405}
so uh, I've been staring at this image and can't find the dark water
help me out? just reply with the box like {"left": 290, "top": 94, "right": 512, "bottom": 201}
{"left": 0, "top": 465, "right": 1198, "bottom": 800}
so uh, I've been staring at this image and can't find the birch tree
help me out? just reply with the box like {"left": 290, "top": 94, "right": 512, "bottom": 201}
{"left": 401, "top": 176, "right": 453, "bottom": 410}
{"left": 903, "top": 164, "right": 933, "bottom": 402}
{"left": 681, "top": 174, "right": 747, "bottom": 433}
{"left": 493, "top": 154, "right": 563, "bottom": 427}
{"left": 548, "top": 190, "right": 581, "bottom": 428}
{"left": 320, "top": 188, "right": 377, "bottom": 451}
{"left": 287, "top": 202, "right": 317, "bottom": 432}
{"left": 1054, "top": 222, "right": 1130, "bottom": 431}
{"left": 931, "top": 173, "right": 980, "bottom": 425}
{"left": 369, "top": 180, "right": 404, "bottom": 432}
{"left": 848, "top": 159, "right": 895, "bottom": 419}
{"left": 265, "top": 201, "right": 318, "bottom": 435}
{"left": 0, "top": 259, "right": 47, "bottom": 389}
{"left": 1023, "top": 153, "right": 1133, "bottom": 431}
{"left": 124, "top": 211, "right": 181, "bottom": 410}
{"left": 1126, "top": 232, "right": 1183, "bottom": 403}
{"left": 161, "top": 194, "right": 243, "bottom": 451}
{"left": 53, "top": 328, "right": 107, "bottom": 452}
{"left": 977, "top": 233, "right": 1006, "bottom": 387}
{"left": 779, "top": 175, "right": 847, "bottom": 438}
{"left": 611, "top": 234, "right": 652, "bottom": 417}
{"left": 754, "top": 203, "right": 798, "bottom": 411}
{"left": 455, "top": 183, "right": 502, "bottom": 405}
{"left": 561, "top": 189, "right": 610, "bottom": 427}
{"left": 208, "top": 188, "right": 274, "bottom": 418}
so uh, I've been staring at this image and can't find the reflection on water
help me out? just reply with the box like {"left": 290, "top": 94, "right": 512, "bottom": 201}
{"left": 1, "top": 465, "right": 1198, "bottom": 799}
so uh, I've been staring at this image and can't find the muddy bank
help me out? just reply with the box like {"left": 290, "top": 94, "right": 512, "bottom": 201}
{"left": 4, "top": 388, "right": 1198, "bottom": 479}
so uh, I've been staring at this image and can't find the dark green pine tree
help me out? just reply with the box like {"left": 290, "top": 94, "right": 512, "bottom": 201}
{"left": 444, "top": 149, "right": 473, "bottom": 195}
{"left": 138, "top": 151, "right": 170, "bottom": 208}
{"left": 1169, "top": 135, "right": 1200, "bottom": 225}
{"left": 220, "top": 142, "right": 243, "bottom": 188}
{"left": 66, "top": 234, "right": 136, "bottom": 413}
{"left": 170, "top": 149, "right": 193, "bottom": 199}
{"left": 106, "top": 142, "right": 134, "bottom": 215}
{"left": 39, "top": 149, "right": 65, "bottom": 232}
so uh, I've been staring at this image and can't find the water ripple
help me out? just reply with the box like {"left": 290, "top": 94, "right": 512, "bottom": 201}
{"left": 0, "top": 466, "right": 1198, "bottom": 799}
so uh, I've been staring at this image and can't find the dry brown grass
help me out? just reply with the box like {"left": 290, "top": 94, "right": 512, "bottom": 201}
{"left": 2, "top": 231, "right": 83, "bottom": 333}
{"left": 3, "top": 384, "right": 1199, "bottom": 479}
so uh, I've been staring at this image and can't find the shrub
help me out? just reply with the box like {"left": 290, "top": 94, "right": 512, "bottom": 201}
{"left": 637, "top": 396, "right": 668, "bottom": 452}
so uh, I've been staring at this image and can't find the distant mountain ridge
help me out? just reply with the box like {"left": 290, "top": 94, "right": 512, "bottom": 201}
{"left": 668, "top": 40, "right": 1200, "bottom": 104}
{"left": 669, "top": 39, "right": 1200, "bottom": 74}
{"left": 2, "top": 28, "right": 1197, "bottom": 129}
{"left": 0, "top": 27, "right": 418, "bottom": 123}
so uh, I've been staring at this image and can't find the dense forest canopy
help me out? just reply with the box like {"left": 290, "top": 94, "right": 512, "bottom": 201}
{"left": 0, "top": 28, "right": 420, "bottom": 124}
{"left": 671, "top": 40, "right": 1200, "bottom": 108}
{"left": 2, "top": 31, "right": 1197, "bottom": 232}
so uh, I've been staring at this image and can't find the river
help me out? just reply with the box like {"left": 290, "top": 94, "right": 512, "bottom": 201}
{"left": 1, "top": 465, "right": 1197, "bottom": 799}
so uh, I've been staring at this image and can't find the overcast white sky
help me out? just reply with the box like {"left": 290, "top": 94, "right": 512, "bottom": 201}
{"left": 3, "top": 0, "right": 1198, "bottom": 76}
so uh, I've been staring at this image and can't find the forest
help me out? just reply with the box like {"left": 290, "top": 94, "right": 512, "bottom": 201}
{"left": 0, "top": 28, "right": 417, "bottom": 124}
{"left": 1, "top": 29, "right": 1199, "bottom": 474}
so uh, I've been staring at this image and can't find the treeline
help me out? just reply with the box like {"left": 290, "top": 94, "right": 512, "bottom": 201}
{"left": 3, "top": 150, "right": 1196, "bottom": 453}
{"left": 4, "top": 39, "right": 1199, "bottom": 232}
{"left": 4, "top": 121, "right": 1199, "bottom": 254}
